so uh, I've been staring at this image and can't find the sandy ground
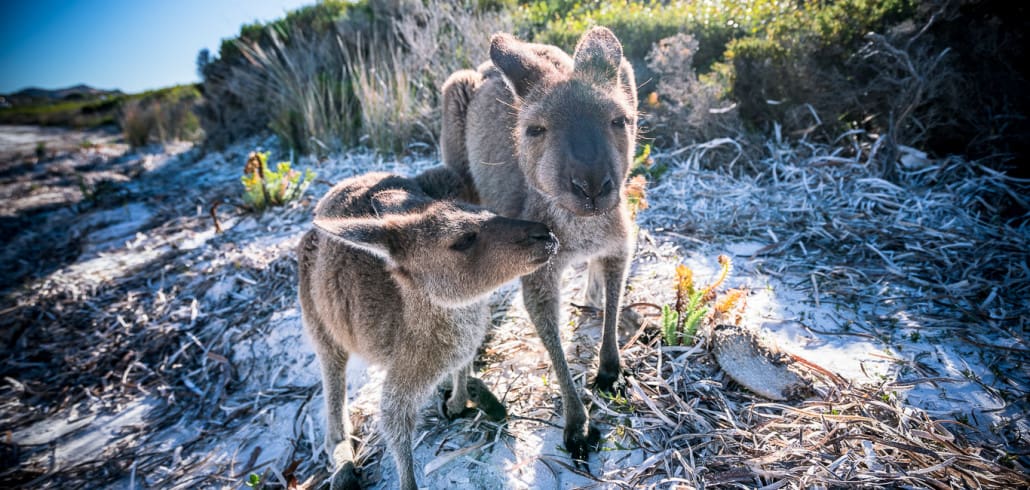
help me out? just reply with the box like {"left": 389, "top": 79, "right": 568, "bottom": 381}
{"left": 1, "top": 126, "right": 1026, "bottom": 489}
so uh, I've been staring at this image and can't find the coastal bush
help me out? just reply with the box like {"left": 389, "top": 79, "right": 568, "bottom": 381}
{"left": 195, "top": 0, "right": 1026, "bottom": 175}
{"left": 118, "top": 85, "right": 202, "bottom": 147}
{"left": 0, "top": 85, "right": 200, "bottom": 147}
{"left": 521, "top": 0, "right": 795, "bottom": 96}
{"left": 197, "top": 1, "right": 367, "bottom": 152}
{"left": 0, "top": 97, "right": 118, "bottom": 128}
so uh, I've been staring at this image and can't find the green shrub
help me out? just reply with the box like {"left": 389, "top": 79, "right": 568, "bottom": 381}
{"left": 0, "top": 97, "right": 119, "bottom": 128}
{"left": 522, "top": 1, "right": 797, "bottom": 74}
{"left": 723, "top": 0, "right": 917, "bottom": 132}
{"left": 240, "top": 151, "right": 315, "bottom": 212}
{"left": 724, "top": 36, "right": 793, "bottom": 124}
{"left": 193, "top": 0, "right": 1024, "bottom": 170}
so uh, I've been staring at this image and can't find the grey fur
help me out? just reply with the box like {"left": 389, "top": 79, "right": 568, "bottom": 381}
{"left": 298, "top": 169, "right": 557, "bottom": 490}
{"left": 441, "top": 27, "right": 638, "bottom": 464}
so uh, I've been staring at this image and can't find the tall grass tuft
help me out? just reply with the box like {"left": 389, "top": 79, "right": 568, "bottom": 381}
{"left": 347, "top": 4, "right": 510, "bottom": 153}
{"left": 345, "top": 37, "right": 432, "bottom": 154}
{"left": 234, "top": 28, "right": 360, "bottom": 155}
{"left": 200, "top": 0, "right": 510, "bottom": 156}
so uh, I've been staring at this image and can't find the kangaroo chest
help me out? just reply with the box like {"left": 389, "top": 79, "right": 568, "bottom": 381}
{"left": 406, "top": 300, "right": 489, "bottom": 361}
{"left": 539, "top": 208, "right": 628, "bottom": 264}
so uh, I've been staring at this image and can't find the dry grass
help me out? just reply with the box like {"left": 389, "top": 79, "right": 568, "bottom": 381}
{"left": 644, "top": 132, "right": 1029, "bottom": 340}
{"left": 644, "top": 33, "right": 743, "bottom": 150}
{"left": 346, "top": 3, "right": 511, "bottom": 154}
{"left": 580, "top": 320, "right": 1028, "bottom": 488}
{"left": 205, "top": 2, "right": 510, "bottom": 156}
{"left": 233, "top": 28, "right": 358, "bottom": 155}
{"left": 1, "top": 126, "right": 1027, "bottom": 488}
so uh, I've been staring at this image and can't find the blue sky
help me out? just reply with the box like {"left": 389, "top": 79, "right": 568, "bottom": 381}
{"left": 0, "top": 0, "right": 315, "bottom": 94}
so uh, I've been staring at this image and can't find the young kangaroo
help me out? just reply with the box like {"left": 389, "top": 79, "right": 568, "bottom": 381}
{"left": 297, "top": 169, "right": 558, "bottom": 490}
{"left": 441, "top": 27, "right": 638, "bottom": 464}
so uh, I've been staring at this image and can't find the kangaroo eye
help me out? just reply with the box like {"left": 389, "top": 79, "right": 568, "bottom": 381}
{"left": 612, "top": 116, "right": 629, "bottom": 128}
{"left": 450, "top": 232, "right": 478, "bottom": 251}
{"left": 526, "top": 125, "right": 547, "bottom": 137}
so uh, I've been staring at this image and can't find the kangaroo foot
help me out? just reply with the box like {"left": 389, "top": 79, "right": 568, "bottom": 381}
{"left": 564, "top": 420, "right": 601, "bottom": 470}
{"left": 329, "top": 461, "right": 360, "bottom": 490}
{"left": 592, "top": 366, "right": 627, "bottom": 397}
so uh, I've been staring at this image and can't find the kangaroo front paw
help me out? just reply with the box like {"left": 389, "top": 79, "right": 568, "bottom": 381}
{"left": 440, "top": 391, "right": 476, "bottom": 420}
{"left": 330, "top": 461, "right": 360, "bottom": 490}
{"left": 441, "top": 377, "right": 508, "bottom": 421}
{"left": 466, "top": 377, "right": 507, "bottom": 422}
{"left": 564, "top": 421, "right": 600, "bottom": 470}
{"left": 619, "top": 307, "right": 643, "bottom": 334}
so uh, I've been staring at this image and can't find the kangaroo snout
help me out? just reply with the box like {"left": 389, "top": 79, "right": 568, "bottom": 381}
{"left": 566, "top": 168, "right": 617, "bottom": 215}
{"left": 570, "top": 174, "right": 614, "bottom": 199}
{"left": 530, "top": 222, "right": 561, "bottom": 259}
{"left": 524, "top": 221, "right": 553, "bottom": 242}
{"left": 502, "top": 218, "right": 559, "bottom": 260}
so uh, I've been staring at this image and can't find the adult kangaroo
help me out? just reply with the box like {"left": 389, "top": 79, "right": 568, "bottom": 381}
{"left": 441, "top": 26, "right": 637, "bottom": 464}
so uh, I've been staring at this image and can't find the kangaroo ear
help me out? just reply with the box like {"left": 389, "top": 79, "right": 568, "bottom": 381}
{"left": 490, "top": 33, "right": 552, "bottom": 98}
{"left": 572, "top": 27, "right": 623, "bottom": 84}
{"left": 370, "top": 189, "right": 432, "bottom": 216}
{"left": 618, "top": 58, "right": 637, "bottom": 106}
{"left": 313, "top": 217, "right": 397, "bottom": 267}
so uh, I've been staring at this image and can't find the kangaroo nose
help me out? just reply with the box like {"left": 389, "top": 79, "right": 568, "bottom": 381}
{"left": 598, "top": 176, "right": 614, "bottom": 197}
{"left": 528, "top": 222, "right": 553, "bottom": 242}
{"left": 571, "top": 175, "right": 614, "bottom": 199}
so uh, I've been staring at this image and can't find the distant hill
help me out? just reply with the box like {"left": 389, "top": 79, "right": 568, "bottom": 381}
{"left": 0, "top": 83, "right": 200, "bottom": 140}
{"left": 1, "top": 84, "right": 123, "bottom": 107}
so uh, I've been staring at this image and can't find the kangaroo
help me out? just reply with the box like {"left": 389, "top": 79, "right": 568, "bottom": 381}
{"left": 440, "top": 26, "right": 638, "bottom": 464}
{"left": 297, "top": 169, "right": 558, "bottom": 490}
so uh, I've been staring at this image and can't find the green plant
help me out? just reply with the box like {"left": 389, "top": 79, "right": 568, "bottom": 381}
{"left": 723, "top": 0, "right": 917, "bottom": 131}
{"left": 597, "top": 389, "right": 632, "bottom": 412}
{"left": 629, "top": 143, "right": 668, "bottom": 180}
{"left": 0, "top": 95, "right": 119, "bottom": 128}
{"left": 661, "top": 255, "right": 740, "bottom": 346}
{"left": 77, "top": 176, "right": 125, "bottom": 205}
{"left": 240, "top": 151, "right": 315, "bottom": 212}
